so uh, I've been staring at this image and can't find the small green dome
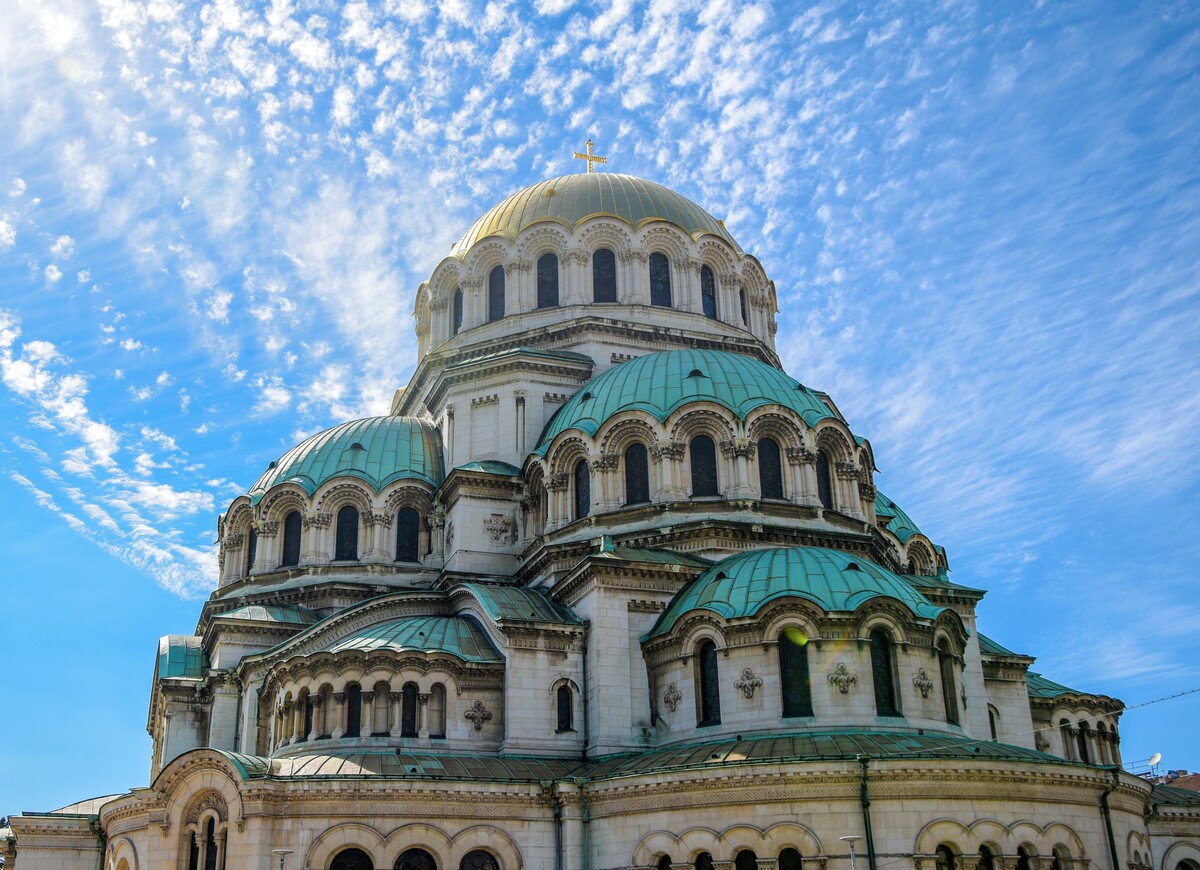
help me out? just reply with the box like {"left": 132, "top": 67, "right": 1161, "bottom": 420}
{"left": 875, "top": 492, "right": 923, "bottom": 543}
{"left": 536, "top": 349, "right": 835, "bottom": 453}
{"left": 454, "top": 173, "right": 738, "bottom": 253}
{"left": 248, "top": 416, "right": 443, "bottom": 503}
{"left": 647, "top": 546, "right": 943, "bottom": 639}
{"left": 324, "top": 615, "right": 501, "bottom": 663}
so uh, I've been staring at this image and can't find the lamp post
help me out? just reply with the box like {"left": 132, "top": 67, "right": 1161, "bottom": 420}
{"left": 840, "top": 835, "right": 863, "bottom": 870}
{"left": 271, "top": 848, "right": 294, "bottom": 870}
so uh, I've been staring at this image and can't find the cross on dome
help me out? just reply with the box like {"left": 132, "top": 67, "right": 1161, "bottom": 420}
{"left": 572, "top": 138, "right": 607, "bottom": 173}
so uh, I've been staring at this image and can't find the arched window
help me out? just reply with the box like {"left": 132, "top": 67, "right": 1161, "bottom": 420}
{"left": 657, "top": 857, "right": 674, "bottom": 870}
{"left": 429, "top": 683, "right": 446, "bottom": 738}
{"left": 780, "top": 849, "right": 804, "bottom": 870}
{"left": 574, "top": 459, "right": 590, "bottom": 519}
{"left": 735, "top": 850, "right": 758, "bottom": 870}
{"left": 739, "top": 287, "right": 749, "bottom": 326}
{"left": 1077, "top": 721, "right": 1091, "bottom": 763}
{"left": 460, "top": 851, "right": 500, "bottom": 870}
{"left": 1096, "top": 722, "right": 1110, "bottom": 764}
{"left": 870, "top": 628, "right": 901, "bottom": 716}
{"left": 649, "top": 252, "right": 672, "bottom": 306}
{"left": 978, "top": 846, "right": 996, "bottom": 870}
{"left": 244, "top": 526, "right": 257, "bottom": 576}
{"left": 593, "top": 247, "right": 617, "bottom": 302}
{"left": 696, "top": 639, "right": 721, "bottom": 726}
{"left": 281, "top": 510, "right": 302, "bottom": 567}
{"left": 1060, "top": 719, "right": 1075, "bottom": 760}
{"left": 695, "top": 853, "right": 714, "bottom": 870}
{"left": 936, "top": 846, "right": 958, "bottom": 870}
{"left": 556, "top": 685, "right": 573, "bottom": 731}
{"left": 451, "top": 288, "right": 463, "bottom": 336}
{"left": 938, "top": 638, "right": 959, "bottom": 725}
{"left": 1016, "top": 847, "right": 1032, "bottom": 870}
{"left": 396, "top": 506, "right": 420, "bottom": 562}
{"left": 758, "top": 437, "right": 784, "bottom": 499}
{"left": 331, "top": 848, "right": 374, "bottom": 870}
{"left": 335, "top": 505, "right": 359, "bottom": 561}
{"left": 488, "top": 265, "right": 505, "bottom": 322}
{"left": 345, "top": 683, "right": 362, "bottom": 738}
{"left": 397, "top": 849, "right": 438, "bottom": 870}
{"left": 187, "top": 816, "right": 223, "bottom": 870}
{"left": 537, "top": 252, "right": 559, "bottom": 308}
{"left": 700, "top": 265, "right": 718, "bottom": 319}
{"left": 1050, "top": 847, "right": 1068, "bottom": 870}
{"left": 815, "top": 450, "right": 833, "bottom": 509}
{"left": 779, "top": 628, "right": 813, "bottom": 717}
{"left": 988, "top": 705, "right": 999, "bottom": 741}
{"left": 624, "top": 442, "right": 650, "bottom": 504}
{"left": 690, "top": 435, "right": 719, "bottom": 497}
{"left": 401, "top": 682, "right": 418, "bottom": 737}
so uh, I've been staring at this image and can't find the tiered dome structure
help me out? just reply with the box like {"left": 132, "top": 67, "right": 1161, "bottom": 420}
{"left": 7, "top": 171, "right": 1199, "bottom": 870}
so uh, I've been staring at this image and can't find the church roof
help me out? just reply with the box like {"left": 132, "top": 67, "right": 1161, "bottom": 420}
{"left": 647, "top": 546, "right": 944, "bottom": 639}
{"left": 156, "top": 635, "right": 207, "bottom": 680}
{"left": 1026, "top": 671, "right": 1088, "bottom": 698}
{"left": 215, "top": 604, "right": 321, "bottom": 625}
{"left": 452, "top": 173, "right": 739, "bottom": 253}
{"left": 874, "top": 491, "right": 924, "bottom": 543}
{"left": 322, "top": 615, "right": 501, "bottom": 663}
{"left": 536, "top": 349, "right": 836, "bottom": 453}
{"left": 247, "top": 415, "right": 444, "bottom": 502}
{"left": 457, "top": 583, "right": 582, "bottom": 625}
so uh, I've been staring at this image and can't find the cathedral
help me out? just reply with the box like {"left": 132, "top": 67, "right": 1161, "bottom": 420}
{"left": 5, "top": 169, "right": 1199, "bottom": 870}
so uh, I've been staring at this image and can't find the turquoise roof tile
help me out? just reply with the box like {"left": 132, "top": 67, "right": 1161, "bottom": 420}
{"left": 648, "top": 546, "right": 944, "bottom": 639}
{"left": 536, "top": 349, "right": 836, "bottom": 453}
{"left": 1026, "top": 671, "right": 1088, "bottom": 698}
{"left": 247, "top": 416, "right": 444, "bottom": 502}
{"left": 874, "top": 491, "right": 923, "bottom": 543}
{"left": 157, "top": 635, "right": 208, "bottom": 680}
{"left": 453, "top": 460, "right": 523, "bottom": 477}
{"left": 978, "top": 633, "right": 1026, "bottom": 657}
{"left": 458, "top": 583, "right": 581, "bottom": 624}
{"left": 324, "top": 615, "right": 501, "bottom": 663}
{"left": 216, "top": 604, "right": 321, "bottom": 625}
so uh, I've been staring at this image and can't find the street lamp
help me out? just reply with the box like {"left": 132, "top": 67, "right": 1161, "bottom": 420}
{"left": 271, "top": 849, "right": 294, "bottom": 870}
{"left": 840, "top": 836, "right": 863, "bottom": 870}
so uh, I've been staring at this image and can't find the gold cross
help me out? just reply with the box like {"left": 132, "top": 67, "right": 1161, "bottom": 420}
{"left": 573, "top": 139, "right": 607, "bottom": 173}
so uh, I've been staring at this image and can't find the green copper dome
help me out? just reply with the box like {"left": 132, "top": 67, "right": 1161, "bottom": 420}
{"left": 536, "top": 349, "right": 836, "bottom": 453}
{"left": 325, "top": 615, "right": 501, "bottom": 663}
{"left": 248, "top": 416, "right": 444, "bottom": 503}
{"left": 454, "top": 173, "right": 739, "bottom": 253}
{"left": 647, "top": 546, "right": 944, "bottom": 639}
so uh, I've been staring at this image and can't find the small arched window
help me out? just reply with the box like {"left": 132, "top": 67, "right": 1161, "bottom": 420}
{"left": 978, "top": 846, "right": 996, "bottom": 870}
{"left": 451, "top": 288, "right": 463, "bottom": 336}
{"left": 488, "top": 265, "right": 505, "bottom": 322}
{"left": 815, "top": 450, "right": 833, "bottom": 509}
{"left": 780, "top": 849, "right": 804, "bottom": 870}
{"left": 690, "top": 435, "right": 719, "bottom": 497}
{"left": 460, "top": 851, "right": 500, "bottom": 870}
{"left": 396, "top": 506, "right": 420, "bottom": 562}
{"left": 1077, "top": 721, "right": 1091, "bottom": 763}
{"left": 397, "top": 849, "right": 438, "bottom": 870}
{"left": 593, "top": 247, "right": 617, "bottom": 302}
{"left": 345, "top": 683, "right": 362, "bottom": 738}
{"left": 299, "top": 689, "right": 312, "bottom": 741}
{"left": 429, "top": 683, "right": 446, "bottom": 738}
{"left": 779, "top": 628, "right": 813, "bottom": 717}
{"left": 696, "top": 639, "right": 721, "bottom": 726}
{"left": 695, "top": 853, "right": 715, "bottom": 870}
{"left": 735, "top": 851, "right": 758, "bottom": 870}
{"left": 244, "top": 526, "right": 257, "bottom": 576}
{"left": 401, "top": 682, "right": 418, "bottom": 737}
{"left": 335, "top": 505, "right": 359, "bottom": 561}
{"left": 556, "top": 685, "right": 573, "bottom": 731}
{"left": 758, "top": 437, "right": 784, "bottom": 499}
{"left": 537, "top": 252, "right": 559, "bottom": 308}
{"left": 332, "top": 849, "right": 374, "bottom": 870}
{"left": 936, "top": 846, "right": 958, "bottom": 870}
{"left": 988, "top": 705, "right": 999, "bottom": 741}
{"left": 1096, "top": 722, "right": 1110, "bottom": 764}
{"left": 281, "top": 510, "right": 302, "bottom": 567}
{"left": 574, "top": 459, "right": 590, "bottom": 519}
{"left": 938, "top": 638, "right": 959, "bottom": 725}
{"left": 624, "top": 442, "right": 650, "bottom": 504}
{"left": 739, "top": 287, "right": 749, "bottom": 326}
{"left": 649, "top": 252, "right": 672, "bottom": 307}
{"left": 700, "top": 264, "right": 718, "bottom": 319}
{"left": 870, "top": 628, "right": 901, "bottom": 716}
{"left": 1060, "top": 719, "right": 1075, "bottom": 760}
{"left": 1016, "top": 847, "right": 1032, "bottom": 870}
{"left": 657, "top": 858, "right": 674, "bottom": 870}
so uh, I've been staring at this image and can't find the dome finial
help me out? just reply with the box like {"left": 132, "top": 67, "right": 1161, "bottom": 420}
{"left": 572, "top": 138, "right": 607, "bottom": 173}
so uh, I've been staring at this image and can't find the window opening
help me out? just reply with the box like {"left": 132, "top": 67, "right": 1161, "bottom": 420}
{"left": 935, "top": 846, "right": 958, "bottom": 870}
{"left": 488, "top": 265, "right": 505, "bottom": 322}
{"left": 244, "top": 527, "right": 257, "bottom": 576}
{"left": 281, "top": 510, "right": 302, "bottom": 567}
{"left": 537, "top": 252, "right": 559, "bottom": 308}
{"left": 758, "top": 437, "right": 784, "bottom": 499}
{"left": 697, "top": 640, "right": 721, "bottom": 726}
{"left": 780, "top": 628, "right": 813, "bottom": 717}
{"left": 690, "top": 435, "right": 719, "bottom": 497}
{"left": 556, "top": 685, "right": 574, "bottom": 731}
{"left": 460, "top": 850, "right": 500, "bottom": 870}
{"left": 574, "top": 459, "right": 590, "bottom": 519}
{"left": 401, "top": 683, "right": 419, "bottom": 737}
{"left": 593, "top": 247, "right": 617, "bottom": 302}
{"left": 429, "top": 683, "right": 447, "bottom": 738}
{"left": 740, "top": 287, "right": 749, "bottom": 326}
{"left": 870, "top": 628, "right": 901, "bottom": 716}
{"left": 624, "top": 442, "right": 650, "bottom": 504}
{"left": 695, "top": 853, "right": 715, "bottom": 870}
{"left": 700, "top": 264, "right": 718, "bottom": 319}
{"left": 451, "top": 288, "right": 463, "bottom": 336}
{"left": 396, "top": 849, "right": 438, "bottom": 870}
{"left": 735, "top": 851, "right": 759, "bottom": 870}
{"left": 335, "top": 505, "right": 359, "bottom": 561}
{"left": 780, "top": 849, "right": 804, "bottom": 870}
{"left": 815, "top": 450, "right": 833, "bottom": 509}
{"left": 649, "top": 252, "right": 672, "bottom": 306}
{"left": 939, "top": 639, "right": 960, "bottom": 725}
{"left": 345, "top": 683, "right": 362, "bottom": 738}
{"left": 331, "top": 848, "right": 374, "bottom": 870}
{"left": 396, "top": 506, "right": 420, "bottom": 562}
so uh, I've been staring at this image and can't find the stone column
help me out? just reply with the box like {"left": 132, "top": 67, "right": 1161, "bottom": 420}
{"left": 214, "top": 830, "right": 226, "bottom": 870}
{"left": 253, "top": 519, "right": 278, "bottom": 573}
{"left": 835, "top": 460, "right": 864, "bottom": 519}
{"left": 651, "top": 441, "right": 686, "bottom": 499}
{"left": 721, "top": 437, "right": 755, "bottom": 499}
{"left": 545, "top": 473, "right": 569, "bottom": 530}
{"left": 301, "top": 512, "right": 331, "bottom": 565}
{"left": 592, "top": 454, "right": 619, "bottom": 511}
{"left": 427, "top": 504, "right": 446, "bottom": 567}
{"left": 418, "top": 692, "right": 431, "bottom": 739}
{"left": 683, "top": 257, "right": 703, "bottom": 313}
{"left": 622, "top": 250, "right": 649, "bottom": 305}
{"left": 564, "top": 248, "right": 588, "bottom": 305}
{"left": 308, "top": 695, "right": 322, "bottom": 741}
{"left": 787, "top": 446, "right": 818, "bottom": 506}
{"left": 361, "top": 691, "right": 375, "bottom": 737}
{"left": 390, "top": 691, "right": 404, "bottom": 738}
{"left": 331, "top": 692, "right": 347, "bottom": 739}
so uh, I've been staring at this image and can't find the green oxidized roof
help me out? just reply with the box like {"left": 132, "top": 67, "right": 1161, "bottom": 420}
{"left": 875, "top": 491, "right": 923, "bottom": 543}
{"left": 216, "top": 604, "right": 321, "bottom": 625}
{"left": 458, "top": 583, "right": 581, "bottom": 625}
{"left": 1026, "top": 671, "right": 1086, "bottom": 699}
{"left": 537, "top": 349, "right": 836, "bottom": 453}
{"left": 454, "top": 173, "right": 738, "bottom": 253}
{"left": 247, "top": 416, "right": 443, "bottom": 502}
{"left": 157, "top": 635, "right": 208, "bottom": 680}
{"left": 324, "top": 615, "right": 501, "bottom": 663}
{"left": 978, "top": 633, "right": 1026, "bottom": 658}
{"left": 453, "top": 460, "right": 523, "bottom": 477}
{"left": 648, "top": 546, "right": 943, "bottom": 639}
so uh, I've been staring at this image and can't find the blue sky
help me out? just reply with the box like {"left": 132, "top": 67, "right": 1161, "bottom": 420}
{"left": 1, "top": 0, "right": 1198, "bottom": 812}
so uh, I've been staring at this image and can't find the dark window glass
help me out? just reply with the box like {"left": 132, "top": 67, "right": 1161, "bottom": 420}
{"left": 203, "top": 818, "right": 218, "bottom": 870}
{"left": 695, "top": 853, "right": 714, "bottom": 870}
{"left": 281, "top": 510, "right": 302, "bottom": 567}
{"left": 537, "top": 252, "right": 559, "bottom": 308}
{"left": 780, "top": 630, "right": 813, "bottom": 717}
{"left": 978, "top": 847, "right": 996, "bottom": 870}
{"left": 740, "top": 287, "right": 749, "bottom": 326}
{"left": 574, "top": 459, "right": 590, "bottom": 519}
{"left": 556, "top": 685, "right": 573, "bottom": 731}
{"left": 780, "top": 849, "right": 804, "bottom": 870}
{"left": 301, "top": 694, "right": 313, "bottom": 740}
{"left": 735, "top": 851, "right": 758, "bottom": 870}
{"left": 345, "top": 683, "right": 362, "bottom": 738}
{"left": 397, "top": 849, "right": 438, "bottom": 870}
{"left": 593, "top": 247, "right": 617, "bottom": 302}
{"left": 624, "top": 442, "right": 650, "bottom": 504}
{"left": 1049, "top": 853, "right": 1062, "bottom": 870}
{"left": 700, "top": 265, "right": 718, "bottom": 319}
{"left": 335, "top": 505, "right": 359, "bottom": 561}
{"left": 488, "top": 266, "right": 505, "bottom": 322}
{"left": 936, "top": 846, "right": 958, "bottom": 870}
{"left": 451, "top": 288, "right": 463, "bottom": 336}
{"left": 244, "top": 527, "right": 257, "bottom": 576}
{"left": 697, "top": 640, "right": 721, "bottom": 726}
{"left": 649, "top": 252, "right": 672, "bottom": 307}
{"left": 870, "top": 628, "right": 901, "bottom": 716}
{"left": 188, "top": 831, "right": 200, "bottom": 870}
{"left": 988, "top": 707, "right": 998, "bottom": 741}
{"left": 331, "top": 848, "right": 374, "bottom": 870}
{"left": 460, "top": 851, "right": 499, "bottom": 870}
{"left": 758, "top": 437, "right": 784, "bottom": 499}
{"left": 402, "top": 683, "right": 418, "bottom": 737}
{"left": 396, "top": 506, "right": 420, "bottom": 562}
{"left": 1016, "top": 848, "right": 1031, "bottom": 870}
{"left": 657, "top": 858, "right": 674, "bottom": 870}
{"left": 1077, "top": 723, "right": 1091, "bottom": 763}
{"left": 690, "top": 435, "right": 719, "bottom": 497}
{"left": 939, "top": 640, "right": 959, "bottom": 725}
{"left": 816, "top": 450, "right": 833, "bottom": 509}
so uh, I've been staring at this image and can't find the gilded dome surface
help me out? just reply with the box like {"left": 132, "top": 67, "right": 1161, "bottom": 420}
{"left": 248, "top": 415, "right": 444, "bottom": 502}
{"left": 453, "top": 173, "right": 739, "bottom": 253}
{"left": 536, "top": 349, "right": 835, "bottom": 453}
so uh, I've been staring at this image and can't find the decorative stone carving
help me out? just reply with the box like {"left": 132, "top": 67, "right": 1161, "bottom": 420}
{"left": 184, "top": 790, "right": 229, "bottom": 825}
{"left": 364, "top": 511, "right": 392, "bottom": 528}
{"left": 257, "top": 519, "right": 279, "bottom": 536}
{"left": 734, "top": 668, "right": 763, "bottom": 699}
{"left": 619, "top": 249, "right": 648, "bottom": 265}
{"left": 545, "top": 472, "right": 569, "bottom": 491}
{"left": 859, "top": 482, "right": 877, "bottom": 501}
{"left": 650, "top": 441, "right": 685, "bottom": 461}
{"left": 827, "top": 663, "right": 858, "bottom": 694}
{"left": 835, "top": 460, "right": 860, "bottom": 480}
{"left": 1035, "top": 732, "right": 1051, "bottom": 752}
{"left": 786, "top": 446, "right": 816, "bottom": 464}
{"left": 590, "top": 453, "right": 619, "bottom": 471}
{"left": 912, "top": 668, "right": 934, "bottom": 698}
{"left": 483, "top": 513, "right": 514, "bottom": 543}
{"left": 303, "top": 511, "right": 333, "bottom": 529}
{"left": 464, "top": 700, "right": 492, "bottom": 730}
{"left": 720, "top": 437, "right": 756, "bottom": 459}
{"left": 663, "top": 683, "right": 683, "bottom": 713}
